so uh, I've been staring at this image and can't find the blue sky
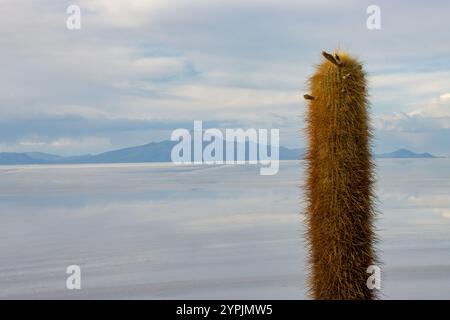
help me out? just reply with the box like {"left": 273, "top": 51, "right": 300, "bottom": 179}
{"left": 1, "top": 0, "right": 450, "bottom": 156}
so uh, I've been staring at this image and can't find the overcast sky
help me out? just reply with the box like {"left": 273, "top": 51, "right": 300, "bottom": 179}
{"left": 1, "top": 0, "right": 450, "bottom": 156}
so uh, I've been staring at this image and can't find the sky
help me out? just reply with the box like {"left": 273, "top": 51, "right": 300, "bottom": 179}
{"left": 1, "top": 0, "right": 450, "bottom": 156}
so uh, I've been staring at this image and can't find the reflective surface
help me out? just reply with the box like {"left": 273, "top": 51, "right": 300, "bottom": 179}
{"left": 0, "top": 160, "right": 449, "bottom": 299}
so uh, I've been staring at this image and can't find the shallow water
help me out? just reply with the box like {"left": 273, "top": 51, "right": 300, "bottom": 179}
{"left": 0, "top": 159, "right": 449, "bottom": 299}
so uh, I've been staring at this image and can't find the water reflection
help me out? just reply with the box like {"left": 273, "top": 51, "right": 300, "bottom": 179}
{"left": 0, "top": 159, "right": 449, "bottom": 299}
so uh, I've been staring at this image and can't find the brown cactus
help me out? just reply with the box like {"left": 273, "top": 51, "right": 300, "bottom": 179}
{"left": 304, "top": 50, "right": 377, "bottom": 300}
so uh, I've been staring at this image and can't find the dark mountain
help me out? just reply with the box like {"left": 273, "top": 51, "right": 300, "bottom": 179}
{"left": 280, "top": 146, "right": 305, "bottom": 160}
{"left": 0, "top": 153, "right": 47, "bottom": 165}
{"left": 0, "top": 143, "right": 435, "bottom": 165}
{"left": 376, "top": 149, "right": 435, "bottom": 159}
{"left": 24, "top": 152, "right": 65, "bottom": 162}
{"left": 63, "top": 141, "right": 177, "bottom": 163}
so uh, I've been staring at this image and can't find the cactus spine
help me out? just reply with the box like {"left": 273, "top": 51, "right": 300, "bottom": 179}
{"left": 304, "top": 51, "right": 376, "bottom": 300}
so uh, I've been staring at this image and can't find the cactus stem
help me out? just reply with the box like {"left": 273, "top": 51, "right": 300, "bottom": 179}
{"left": 304, "top": 50, "right": 377, "bottom": 300}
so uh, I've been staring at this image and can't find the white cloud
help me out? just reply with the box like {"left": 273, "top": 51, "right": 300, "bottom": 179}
{"left": 3, "top": 137, "right": 114, "bottom": 155}
{"left": 76, "top": 0, "right": 166, "bottom": 28}
{"left": 78, "top": 0, "right": 355, "bottom": 29}
{"left": 409, "top": 93, "right": 450, "bottom": 118}
{"left": 19, "top": 141, "right": 46, "bottom": 147}
{"left": 1, "top": 0, "right": 450, "bottom": 154}
{"left": 374, "top": 92, "right": 450, "bottom": 132}
{"left": 440, "top": 210, "right": 450, "bottom": 219}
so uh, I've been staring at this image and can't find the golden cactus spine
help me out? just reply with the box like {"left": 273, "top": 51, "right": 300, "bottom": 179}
{"left": 304, "top": 51, "right": 377, "bottom": 300}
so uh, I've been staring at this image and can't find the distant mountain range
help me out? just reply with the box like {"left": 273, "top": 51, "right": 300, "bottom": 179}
{"left": 0, "top": 141, "right": 438, "bottom": 165}
{"left": 376, "top": 148, "right": 435, "bottom": 159}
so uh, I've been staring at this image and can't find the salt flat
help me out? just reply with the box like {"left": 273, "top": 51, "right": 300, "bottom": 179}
{"left": 0, "top": 159, "right": 449, "bottom": 299}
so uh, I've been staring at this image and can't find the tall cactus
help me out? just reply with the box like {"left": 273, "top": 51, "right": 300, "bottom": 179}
{"left": 303, "top": 51, "right": 377, "bottom": 300}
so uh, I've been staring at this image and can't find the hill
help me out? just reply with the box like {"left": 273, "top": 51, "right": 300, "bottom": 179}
{"left": 0, "top": 144, "right": 436, "bottom": 165}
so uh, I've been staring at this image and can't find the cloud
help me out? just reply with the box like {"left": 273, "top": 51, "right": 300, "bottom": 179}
{"left": 374, "top": 91, "right": 450, "bottom": 133}
{"left": 409, "top": 93, "right": 450, "bottom": 118}
{"left": 374, "top": 113, "right": 450, "bottom": 132}
{"left": 1, "top": 136, "right": 114, "bottom": 155}
{"left": 1, "top": 0, "right": 450, "bottom": 154}
{"left": 440, "top": 210, "right": 450, "bottom": 219}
